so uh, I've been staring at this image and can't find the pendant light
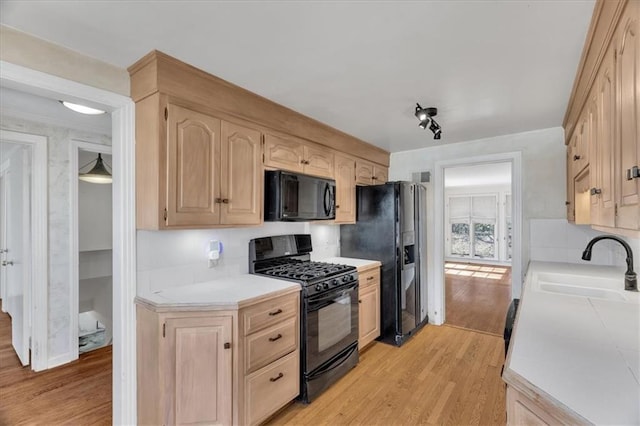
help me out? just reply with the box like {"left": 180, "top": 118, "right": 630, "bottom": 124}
{"left": 79, "top": 153, "right": 112, "bottom": 184}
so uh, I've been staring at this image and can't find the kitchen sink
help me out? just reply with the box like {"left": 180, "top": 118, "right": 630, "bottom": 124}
{"left": 538, "top": 282, "right": 626, "bottom": 301}
{"left": 534, "top": 272, "right": 628, "bottom": 302}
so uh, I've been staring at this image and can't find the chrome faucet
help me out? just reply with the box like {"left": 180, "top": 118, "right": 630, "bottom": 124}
{"left": 581, "top": 235, "right": 637, "bottom": 292}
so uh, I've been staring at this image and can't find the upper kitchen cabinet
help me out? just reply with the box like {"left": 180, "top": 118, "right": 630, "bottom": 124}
{"left": 355, "top": 159, "right": 388, "bottom": 186}
{"left": 134, "top": 95, "right": 262, "bottom": 229}
{"left": 263, "top": 133, "right": 334, "bottom": 179}
{"left": 334, "top": 153, "right": 356, "bottom": 223}
{"left": 616, "top": 0, "right": 640, "bottom": 230}
{"left": 129, "top": 50, "right": 389, "bottom": 229}
{"left": 221, "top": 121, "right": 263, "bottom": 225}
{"left": 563, "top": 0, "right": 640, "bottom": 235}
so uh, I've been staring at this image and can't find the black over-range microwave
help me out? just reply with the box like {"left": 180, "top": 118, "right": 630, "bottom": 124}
{"left": 264, "top": 170, "right": 336, "bottom": 221}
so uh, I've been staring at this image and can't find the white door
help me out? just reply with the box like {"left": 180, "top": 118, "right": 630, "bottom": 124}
{"left": 2, "top": 144, "right": 32, "bottom": 366}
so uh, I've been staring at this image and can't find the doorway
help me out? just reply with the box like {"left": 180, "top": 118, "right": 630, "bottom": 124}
{"left": 0, "top": 130, "right": 48, "bottom": 371}
{"left": 1, "top": 61, "right": 136, "bottom": 424}
{"left": 443, "top": 163, "right": 513, "bottom": 335}
{"left": 73, "top": 145, "right": 114, "bottom": 357}
{"left": 433, "top": 153, "right": 522, "bottom": 334}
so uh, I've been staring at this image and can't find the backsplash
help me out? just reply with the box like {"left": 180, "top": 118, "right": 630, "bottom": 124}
{"left": 529, "top": 219, "right": 639, "bottom": 268}
{"left": 137, "top": 222, "right": 341, "bottom": 295}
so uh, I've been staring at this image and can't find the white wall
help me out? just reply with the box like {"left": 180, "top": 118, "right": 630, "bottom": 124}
{"left": 137, "top": 222, "right": 341, "bottom": 296}
{"left": 0, "top": 115, "right": 111, "bottom": 365}
{"left": 390, "top": 126, "right": 639, "bottom": 298}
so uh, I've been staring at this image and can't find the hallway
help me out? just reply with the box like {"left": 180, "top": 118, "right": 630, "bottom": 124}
{"left": 0, "top": 300, "right": 112, "bottom": 425}
{"left": 445, "top": 262, "right": 512, "bottom": 335}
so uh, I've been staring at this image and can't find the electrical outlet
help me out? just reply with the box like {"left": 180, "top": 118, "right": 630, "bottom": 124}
{"left": 208, "top": 240, "right": 222, "bottom": 268}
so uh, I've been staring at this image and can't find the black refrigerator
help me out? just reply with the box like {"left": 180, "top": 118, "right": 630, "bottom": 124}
{"left": 340, "top": 182, "right": 428, "bottom": 346}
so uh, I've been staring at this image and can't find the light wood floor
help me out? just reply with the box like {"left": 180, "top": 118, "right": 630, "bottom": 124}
{"left": 1, "top": 303, "right": 506, "bottom": 426}
{"left": 0, "top": 300, "right": 112, "bottom": 425}
{"left": 445, "top": 262, "right": 512, "bottom": 336}
{"left": 268, "top": 325, "right": 506, "bottom": 425}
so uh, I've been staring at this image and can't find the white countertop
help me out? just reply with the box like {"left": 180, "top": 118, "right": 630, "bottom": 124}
{"left": 507, "top": 261, "right": 640, "bottom": 424}
{"left": 320, "top": 256, "right": 381, "bottom": 270}
{"left": 136, "top": 274, "right": 300, "bottom": 311}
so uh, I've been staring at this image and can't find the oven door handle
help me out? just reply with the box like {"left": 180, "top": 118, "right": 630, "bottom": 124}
{"left": 307, "top": 344, "right": 358, "bottom": 381}
{"left": 307, "top": 282, "right": 358, "bottom": 305}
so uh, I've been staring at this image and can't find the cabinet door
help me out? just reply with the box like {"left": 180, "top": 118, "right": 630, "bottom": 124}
{"left": 566, "top": 146, "right": 575, "bottom": 222}
{"left": 166, "top": 104, "right": 221, "bottom": 227}
{"left": 165, "top": 316, "right": 233, "bottom": 426}
{"left": 587, "top": 94, "right": 600, "bottom": 223}
{"left": 594, "top": 44, "right": 616, "bottom": 227}
{"left": 334, "top": 153, "right": 356, "bottom": 223}
{"left": 373, "top": 166, "right": 388, "bottom": 184}
{"left": 263, "top": 134, "right": 304, "bottom": 173}
{"left": 616, "top": 2, "right": 640, "bottom": 230}
{"left": 358, "top": 283, "right": 380, "bottom": 350}
{"left": 221, "top": 121, "right": 263, "bottom": 225}
{"left": 355, "top": 160, "right": 374, "bottom": 185}
{"left": 303, "top": 145, "right": 334, "bottom": 178}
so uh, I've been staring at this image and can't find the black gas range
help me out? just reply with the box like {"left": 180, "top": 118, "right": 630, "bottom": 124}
{"left": 249, "top": 234, "right": 359, "bottom": 403}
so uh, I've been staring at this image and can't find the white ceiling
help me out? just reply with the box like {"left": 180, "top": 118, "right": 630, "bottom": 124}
{"left": 444, "top": 162, "right": 511, "bottom": 187}
{"left": 0, "top": 1, "right": 595, "bottom": 153}
{"left": 0, "top": 87, "right": 112, "bottom": 135}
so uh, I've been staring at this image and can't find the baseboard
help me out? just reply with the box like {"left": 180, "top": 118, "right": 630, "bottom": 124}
{"left": 47, "top": 351, "right": 77, "bottom": 369}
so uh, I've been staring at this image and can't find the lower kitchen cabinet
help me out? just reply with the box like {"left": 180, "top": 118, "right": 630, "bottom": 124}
{"left": 136, "top": 291, "right": 300, "bottom": 426}
{"left": 357, "top": 264, "right": 381, "bottom": 350}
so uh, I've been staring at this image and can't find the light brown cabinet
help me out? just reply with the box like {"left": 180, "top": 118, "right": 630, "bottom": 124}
{"left": 357, "top": 265, "right": 381, "bottom": 350}
{"left": 564, "top": 0, "right": 640, "bottom": 234}
{"left": 264, "top": 133, "right": 334, "bottom": 178}
{"left": 615, "top": 1, "right": 640, "bottom": 230}
{"left": 136, "top": 307, "right": 234, "bottom": 426}
{"left": 240, "top": 293, "right": 300, "bottom": 425}
{"left": 136, "top": 98, "right": 262, "bottom": 229}
{"left": 356, "top": 159, "right": 388, "bottom": 185}
{"left": 506, "top": 386, "right": 567, "bottom": 426}
{"left": 137, "top": 290, "right": 300, "bottom": 426}
{"left": 334, "top": 153, "right": 356, "bottom": 223}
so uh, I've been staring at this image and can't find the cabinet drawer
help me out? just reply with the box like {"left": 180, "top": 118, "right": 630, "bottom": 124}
{"left": 243, "top": 293, "right": 298, "bottom": 335}
{"left": 245, "top": 350, "right": 299, "bottom": 426}
{"left": 245, "top": 317, "right": 298, "bottom": 374}
{"left": 359, "top": 267, "right": 380, "bottom": 289}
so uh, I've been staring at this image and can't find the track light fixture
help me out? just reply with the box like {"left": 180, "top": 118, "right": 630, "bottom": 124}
{"left": 415, "top": 103, "right": 442, "bottom": 140}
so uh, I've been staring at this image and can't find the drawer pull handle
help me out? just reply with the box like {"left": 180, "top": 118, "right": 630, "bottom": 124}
{"left": 573, "top": 155, "right": 581, "bottom": 161}
{"left": 270, "top": 372, "right": 284, "bottom": 382}
{"left": 268, "top": 309, "right": 283, "bottom": 316}
{"left": 367, "top": 276, "right": 374, "bottom": 281}
{"left": 269, "top": 333, "right": 283, "bottom": 342}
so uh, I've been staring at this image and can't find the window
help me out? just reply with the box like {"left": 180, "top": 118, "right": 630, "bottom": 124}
{"left": 446, "top": 194, "right": 498, "bottom": 260}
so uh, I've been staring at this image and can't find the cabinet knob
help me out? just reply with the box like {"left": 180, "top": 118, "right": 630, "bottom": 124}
{"left": 358, "top": 300, "right": 362, "bottom": 304}
{"left": 0, "top": 249, "right": 7, "bottom": 254}
{"left": 222, "top": 198, "right": 230, "bottom": 204}
{"left": 573, "top": 155, "right": 581, "bottom": 161}
{"left": 372, "top": 176, "right": 378, "bottom": 180}
{"left": 590, "top": 187, "right": 602, "bottom": 196}
{"left": 565, "top": 201, "right": 571, "bottom": 206}
{"left": 1, "top": 260, "right": 13, "bottom": 267}
{"left": 335, "top": 205, "right": 340, "bottom": 209}
{"left": 223, "top": 342, "right": 231, "bottom": 349}
{"left": 215, "top": 198, "right": 223, "bottom": 204}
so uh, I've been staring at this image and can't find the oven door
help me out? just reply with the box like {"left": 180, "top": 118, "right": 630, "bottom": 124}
{"left": 304, "top": 281, "right": 359, "bottom": 373}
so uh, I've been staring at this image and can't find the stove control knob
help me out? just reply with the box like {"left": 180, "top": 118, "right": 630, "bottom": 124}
{"left": 332, "top": 279, "right": 339, "bottom": 286}
{"left": 323, "top": 283, "right": 329, "bottom": 290}
{"left": 315, "top": 284, "right": 322, "bottom": 292}
{"left": 343, "top": 275, "right": 349, "bottom": 282}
